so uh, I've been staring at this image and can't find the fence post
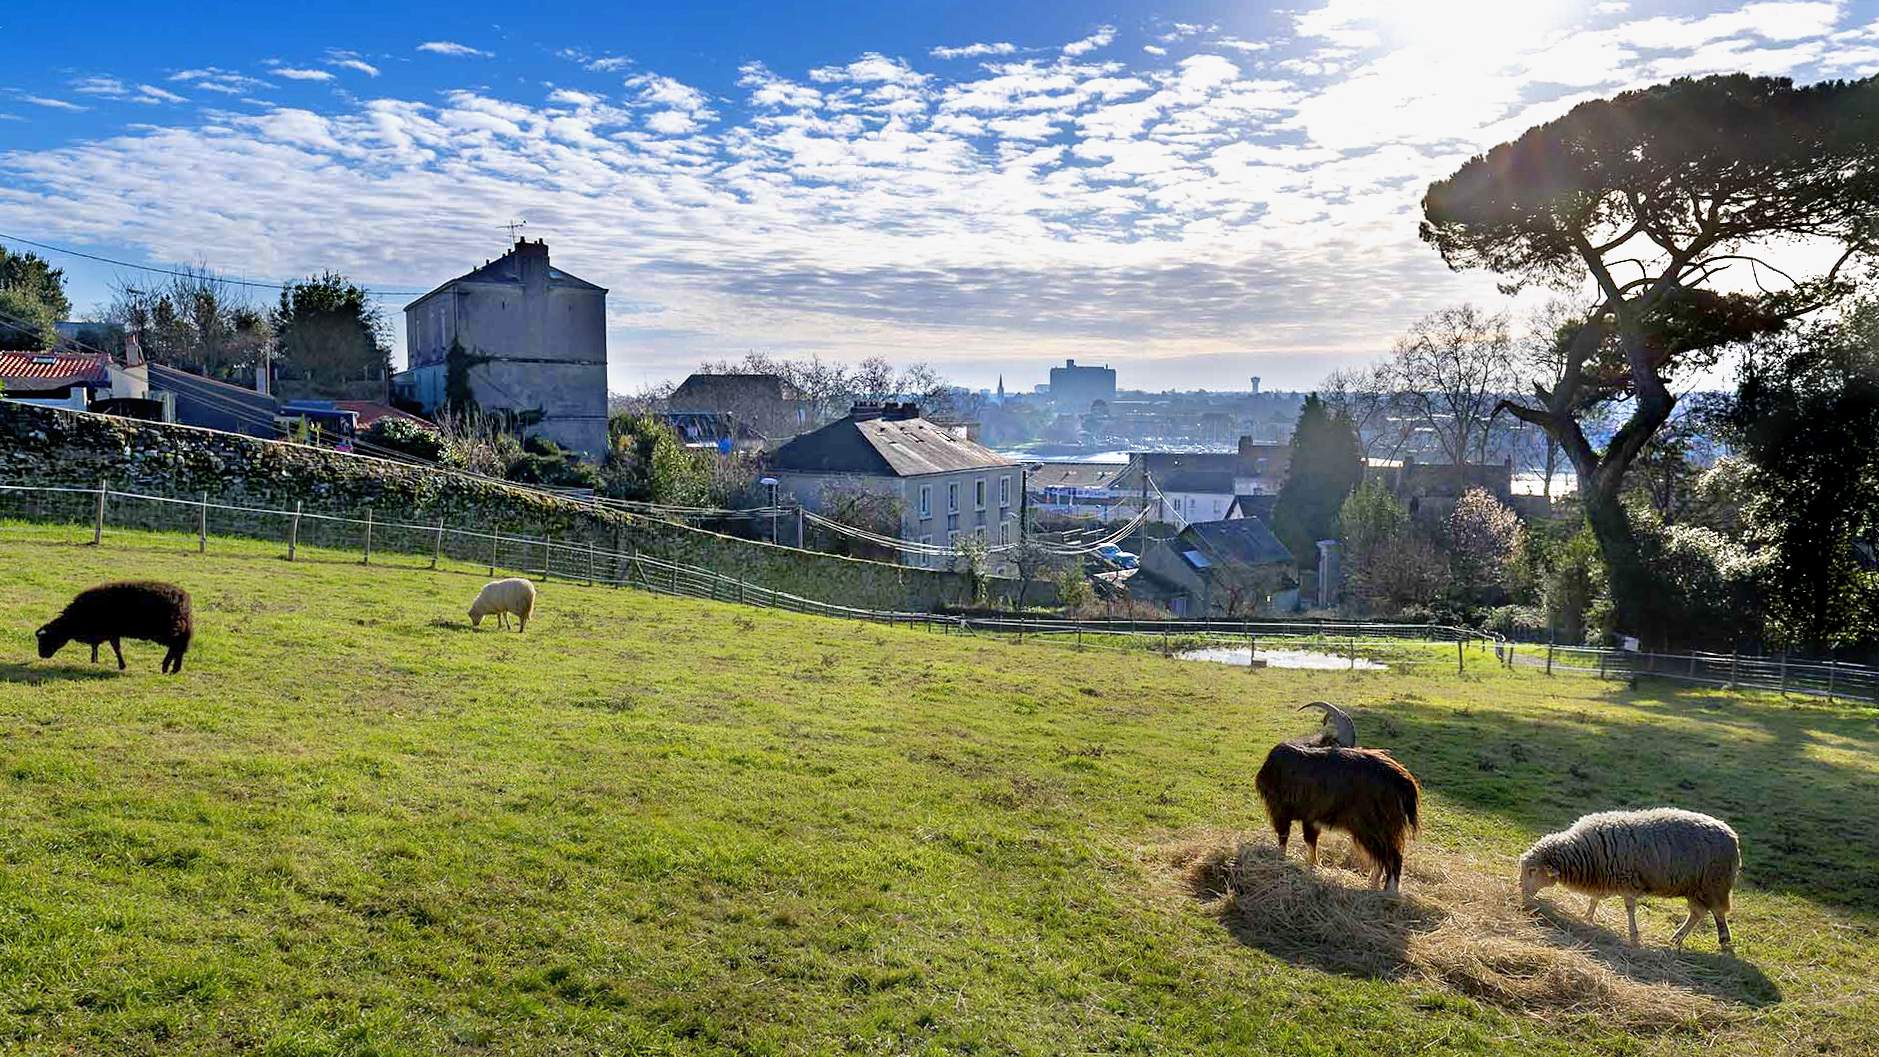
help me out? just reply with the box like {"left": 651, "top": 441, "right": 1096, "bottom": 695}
{"left": 1348, "top": 635, "right": 1356, "bottom": 671}
{"left": 1456, "top": 638, "right": 1464, "bottom": 675}
{"left": 587, "top": 539, "right": 596, "bottom": 586}
{"left": 489, "top": 529, "right": 498, "bottom": 576}
{"left": 1546, "top": 633, "right": 1554, "bottom": 677}
{"left": 542, "top": 535, "right": 552, "bottom": 582}
{"left": 1598, "top": 649, "right": 1607, "bottom": 679}
{"left": 198, "top": 492, "right": 208, "bottom": 554}
{"left": 363, "top": 510, "right": 373, "bottom": 565}
{"left": 1827, "top": 660, "right": 1837, "bottom": 703}
{"left": 93, "top": 479, "right": 107, "bottom": 545}
{"left": 1779, "top": 651, "right": 1789, "bottom": 695}
{"left": 432, "top": 520, "right": 444, "bottom": 570}
{"left": 288, "top": 500, "right": 301, "bottom": 561}
{"left": 672, "top": 563, "right": 679, "bottom": 595}
{"left": 1729, "top": 651, "right": 1739, "bottom": 690}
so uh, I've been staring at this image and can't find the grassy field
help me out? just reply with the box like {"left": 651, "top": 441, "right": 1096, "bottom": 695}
{"left": 2, "top": 522, "right": 1877, "bottom": 1056}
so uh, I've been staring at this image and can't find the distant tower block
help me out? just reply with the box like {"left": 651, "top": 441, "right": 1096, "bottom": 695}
{"left": 1250, "top": 376, "right": 1262, "bottom": 394}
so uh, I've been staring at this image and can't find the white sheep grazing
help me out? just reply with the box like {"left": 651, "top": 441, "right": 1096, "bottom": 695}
{"left": 469, "top": 577, "right": 537, "bottom": 632}
{"left": 1519, "top": 807, "right": 1741, "bottom": 952}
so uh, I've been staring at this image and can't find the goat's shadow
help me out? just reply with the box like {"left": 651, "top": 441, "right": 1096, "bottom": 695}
{"left": 0, "top": 661, "right": 120, "bottom": 684}
{"left": 1528, "top": 899, "right": 1782, "bottom": 1007}
{"left": 1180, "top": 842, "right": 1436, "bottom": 980}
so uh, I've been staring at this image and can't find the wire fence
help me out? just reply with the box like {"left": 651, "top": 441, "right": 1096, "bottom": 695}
{"left": 3, "top": 481, "right": 1873, "bottom": 703}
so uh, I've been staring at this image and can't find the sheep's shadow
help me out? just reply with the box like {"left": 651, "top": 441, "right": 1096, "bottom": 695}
{"left": 425, "top": 619, "right": 476, "bottom": 633}
{"left": 1528, "top": 899, "right": 1783, "bottom": 1007}
{"left": 0, "top": 661, "right": 119, "bottom": 684}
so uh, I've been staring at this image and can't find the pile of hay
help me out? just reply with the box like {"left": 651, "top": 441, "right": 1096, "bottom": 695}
{"left": 1165, "top": 833, "right": 1733, "bottom": 1032}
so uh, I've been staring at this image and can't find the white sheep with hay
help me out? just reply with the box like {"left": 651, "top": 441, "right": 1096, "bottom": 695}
{"left": 469, "top": 577, "right": 537, "bottom": 632}
{"left": 1519, "top": 807, "right": 1741, "bottom": 952}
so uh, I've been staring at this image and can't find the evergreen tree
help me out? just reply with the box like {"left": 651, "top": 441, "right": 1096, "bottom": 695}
{"left": 1271, "top": 393, "right": 1364, "bottom": 566}
{"left": 0, "top": 247, "right": 71, "bottom": 321}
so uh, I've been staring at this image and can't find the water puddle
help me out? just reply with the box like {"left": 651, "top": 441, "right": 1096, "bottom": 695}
{"left": 1177, "top": 646, "right": 1387, "bottom": 671}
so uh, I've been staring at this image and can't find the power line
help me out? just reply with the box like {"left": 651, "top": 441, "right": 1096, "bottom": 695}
{"left": 0, "top": 232, "right": 430, "bottom": 299}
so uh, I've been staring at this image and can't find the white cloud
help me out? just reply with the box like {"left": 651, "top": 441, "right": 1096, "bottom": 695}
{"left": 328, "top": 53, "right": 381, "bottom": 77}
{"left": 557, "top": 48, "right": 632, "bottom": 72}
{"left": 1062, "top": 26, "right": 1117, "bottom": 57}
{"left": 417, "top": 41, "right": 493, "bottom": 58}
{"left": 809, "top": 52, "right": 928, "bottom": 86}
{"left": 273, "top": 68, "right": 335, "bottom": 82}
{"left": 136, "top": 84, "right": 188, "bottom": 104}
{"left": 931, "top": 41, "right": 1018, "bottom": 60}
{"left": 170, "top": 68, "right": 273, "bottom": 94}
{"left": 1, "top": 0, "right": 1867, "bottom": 390}
{"left": 20, "top": 95, "right": 87, "bottom": 112}
{"left": 1213, "top": 37, "right": 1273, "bottom": 53}
{"left": 547, "top": 88, "right": 603, "bottom": 107}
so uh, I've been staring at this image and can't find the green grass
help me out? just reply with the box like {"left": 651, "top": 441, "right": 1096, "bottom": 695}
{"left": 2, "top": 521, "right": 1877, "bottom": 1056}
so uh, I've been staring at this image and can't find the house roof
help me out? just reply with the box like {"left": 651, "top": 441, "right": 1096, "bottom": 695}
{"left": 335, "top": 401, "right": 431, "bottom": 429}
{"left": 405, "top": 241, "right": 606, "bottom": 310}
{"left": 0, "top": 350, "right": 110, "bottom": 390}
{"left": 1180, "top": 516, "right": 1295, "bottom": 568}
{"left": 770, "top": 406, "right": 1013, "bottom": 477}
{"left": 1027, "top": 462, "right": 1126, "bottom": 490}
{"left": 1228, "top": 493, "right": 1280, "bottom": 521}
{"left": 670, "top": 372, "right": 805, "bottom": 406}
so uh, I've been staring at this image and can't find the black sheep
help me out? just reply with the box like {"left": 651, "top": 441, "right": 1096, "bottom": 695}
{"left": 36, "top": 581, "right": 194, "bottom": 674}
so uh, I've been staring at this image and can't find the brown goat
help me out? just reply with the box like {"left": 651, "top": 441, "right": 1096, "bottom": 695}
{"left": 1255, "top": 702, "right": 1421, "bottom": 892}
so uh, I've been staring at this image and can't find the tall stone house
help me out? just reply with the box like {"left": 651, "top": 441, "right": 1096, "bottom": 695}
{"left": 393, "top": 239, "right": 609, "bottom": 456}
{"left": 769, "top": 402, "right": 1019, "bottom": 569}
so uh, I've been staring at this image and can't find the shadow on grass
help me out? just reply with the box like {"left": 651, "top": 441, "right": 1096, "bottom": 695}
{"left": 1371, "top": 683, "right": 1879, "bottom": 917}
{"left": 425, "top": 619, "right": 477, "bottom": 632}
{"left": 1178, "top": 837, "right": 1780, "bottom": 1018}
{"left": 0, "top": 661, "right": 119, "bottom": 684}
{"left": 1528, "top": 900, "right": 1782, "bottom": 1008}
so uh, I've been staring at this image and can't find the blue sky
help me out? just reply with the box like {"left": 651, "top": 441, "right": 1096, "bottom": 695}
{"left": 3, "top": 0, "right": 1876, "bottom": 393}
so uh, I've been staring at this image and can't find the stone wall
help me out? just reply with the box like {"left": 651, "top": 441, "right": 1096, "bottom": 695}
{"left": 0, "top": 402, "right": 1050, "bottom": 611}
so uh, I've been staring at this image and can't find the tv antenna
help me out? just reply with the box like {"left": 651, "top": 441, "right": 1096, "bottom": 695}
{"left": 503, "top": 219, "right": 528, "bottom": 243}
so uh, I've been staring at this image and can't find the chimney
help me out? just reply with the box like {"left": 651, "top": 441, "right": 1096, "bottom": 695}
{"left": 1237, "top": 435, "right": 1254, "bottom": 458}
{"left": 883, "top": 402, "right": 921, "bottom": 421}
{"left": 515, "top": 238, "right": 549, "bottom": 291}
{"left": 849, "top": 401, "right": 885, "bottom": 421}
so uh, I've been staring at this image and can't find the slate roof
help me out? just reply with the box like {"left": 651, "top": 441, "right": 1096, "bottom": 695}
{"left": 1179, "top": 516, "right": 1295, "bottom": 568}
{"left": 1027, "top": 462, "right": 1126, "bottom": 490}
{"left": 770, "top": 408, "right": 1013, "bottom": 477}
{"left": 0, "top": 350, "right": 110, "bottom": 391}
{"left": 1228, "top": 493, "right": 1280, "bottom": 521}
{"left": 405, "top": 243, "right": 606, "bottom": 310}
{"left": 670, "top": 372, "right": 805, "bottom": 406}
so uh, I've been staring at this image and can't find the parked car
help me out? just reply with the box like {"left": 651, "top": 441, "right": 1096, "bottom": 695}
{"left": 1096, "top": 543, "right": 1139, "bottom": 569}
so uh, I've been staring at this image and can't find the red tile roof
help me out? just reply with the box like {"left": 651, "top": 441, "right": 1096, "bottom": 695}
{"left": 335, "top": 401, "right": 431, "bottom": 428}
{"left": 0, "top": 350, "right": 111, "bottom": 389}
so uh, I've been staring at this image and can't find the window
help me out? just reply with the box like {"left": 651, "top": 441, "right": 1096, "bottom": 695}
{"left": 919, "top": 485, "right": 932, "bottom": 518}
{"left": 948, "top": 482, "right": 959, "bottom": 512}
{"left": 948, "top": 530, "right": 959, "bottom": 548}
{"left": 999, "top": 475, "right": 1012, "bottom": 506}
{"left": 975, "top": 526, "right": 986, "bottom": 543}
{"left": 999, "top": 521, "right": 1011, "bottom": 546}
{"left": 920, "top": 535, "right": 932, "bottom": 547}
{"left": 974, "top": 478, "right": 987, "bottom": 509}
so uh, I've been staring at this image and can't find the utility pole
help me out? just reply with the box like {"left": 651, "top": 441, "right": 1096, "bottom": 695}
{"left": 1136, "top": 459, "right": 1149, "bottom": 562}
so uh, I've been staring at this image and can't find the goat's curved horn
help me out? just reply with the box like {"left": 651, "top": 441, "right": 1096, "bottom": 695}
{"left": 1296, "top": 701, "right": 1357, "bottom": 747}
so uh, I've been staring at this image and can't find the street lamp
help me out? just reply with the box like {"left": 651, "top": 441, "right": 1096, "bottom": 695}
{"left": 760, "top": 477, "right": 779, "bottom": 544}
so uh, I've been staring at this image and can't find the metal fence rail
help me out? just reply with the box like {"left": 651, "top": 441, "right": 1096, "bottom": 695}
{"left": 2, "top": 482, "right": 1873, "bottom": 703}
